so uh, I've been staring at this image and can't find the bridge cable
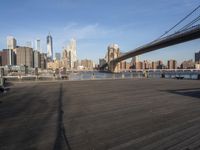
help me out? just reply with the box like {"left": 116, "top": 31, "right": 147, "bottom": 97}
{"left": 178, "top": 14, "right": 200, "bottom": 31}
{"left": 157, "top": 4, "right": 200, "bottom": 39}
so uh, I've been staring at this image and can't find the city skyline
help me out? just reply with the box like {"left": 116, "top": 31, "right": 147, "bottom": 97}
{"left": 0, "top": 0, "right": 200, "bottom": 63}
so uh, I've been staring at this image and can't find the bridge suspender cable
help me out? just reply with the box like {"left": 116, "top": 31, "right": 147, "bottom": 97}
{"left": 158, "top": 4, "right": 200, "bottom": 39}
{"left": 179, "top": 15, "right": 200, "bottom": 31}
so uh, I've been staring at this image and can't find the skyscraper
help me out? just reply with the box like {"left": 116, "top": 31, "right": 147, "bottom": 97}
{"left": 99, "top": 58, "right": 106, "bottom": 67}
{"left": 69, "top": 38, "right": 77, "bottom": 68}
{"left": 195, "top": 51, "right": 200, "bottom": 63}
{"left": 0, "top": 49, "right": 16, "bottom": 66}
{"left": 47, "top": 33, "right": 53, "bottom": 60}
{"left": 16, "top": 47, "right": 33, "bottom": 67}
{"left": 40, "top": 53, "right": 47, "bottom": 70}
{"left": 167, "top": 59, "right": 177, "bottom": 69}
{"left": 33, "top": 50, "right": 41, "bottom": 68}
{"left": 35, "top": 39, "right": 41, "bottom": 51}
{"left": 131, "top": 55, "right": 140, "bottom": 69}
{"left": 143, "top": 60, "right": 151, "bottom": 69}
{"left": 7, "top": 36, "right": 17, "bottom": 50}
{"left": 62, "top": 49, "right": 70, "bottom": 69}
{"left": 132, "top": 56, "right": 139, "bottom": 63}
{"left": 55, "top": 52, "right": 61, "bottom": 60}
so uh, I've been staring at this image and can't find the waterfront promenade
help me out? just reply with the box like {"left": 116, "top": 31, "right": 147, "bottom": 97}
{"left": 0, "top": 79, "right": 200, "bottom": 150}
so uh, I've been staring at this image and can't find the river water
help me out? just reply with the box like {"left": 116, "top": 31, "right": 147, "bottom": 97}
{"left": 4, "top": 70, "right": 200, "bottom": 81}
{"left": 68, "top": 70, "right": 200, "bottom": 80}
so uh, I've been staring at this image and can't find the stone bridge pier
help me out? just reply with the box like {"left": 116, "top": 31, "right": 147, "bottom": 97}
{"left": 107, "top": 44, "right": 120, "bottom": 73}
{"left": 108, "top": 61, "right": 120, "bottom": 73}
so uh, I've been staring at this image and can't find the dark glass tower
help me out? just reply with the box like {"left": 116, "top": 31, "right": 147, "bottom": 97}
{"left": 47, "top": 33, "right": 53, "bottom": 60}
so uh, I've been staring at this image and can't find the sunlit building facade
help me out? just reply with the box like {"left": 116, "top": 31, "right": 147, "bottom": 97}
{"left": 62, "top": 38, "right": 77, "bottom": 69}
{"left": 167, "top": 59, "right": 177, "bottom": 69}
{"left": 7, "top": 36, "right": 17, "bottom": 50}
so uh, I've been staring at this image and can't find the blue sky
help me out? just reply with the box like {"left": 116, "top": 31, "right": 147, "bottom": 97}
{"left": 0, "top": 0, "right": 200, "bottom": 64}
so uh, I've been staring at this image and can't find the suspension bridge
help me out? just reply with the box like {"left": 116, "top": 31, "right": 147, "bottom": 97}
{"left": 101, "top": 5, "right": 200, "bottom": 72}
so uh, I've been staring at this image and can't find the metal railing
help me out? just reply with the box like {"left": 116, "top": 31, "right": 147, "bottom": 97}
{"left": 2, "top": 69, "right": 200, "bottom": 82}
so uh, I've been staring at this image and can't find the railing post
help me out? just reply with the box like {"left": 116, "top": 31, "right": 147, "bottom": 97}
{"left": 122, "top": 73, "right": 124, "bottom": 79}
{"left": 81, "top": 73, "right": 83, "bottom": 80}
{"left": 92, "top": 73, "right": 95, "bottom": 80}
{"left": 131, "top": 71, "right": 133, "bottom": 79}
{"left": 0, "top": 68, "right": 4, "bottom": 87}
{"left": 190, "top": 70, "right": 192, "bottom": 79}
{"left": 112, "top": 73, "right": 115, "bottom": 79}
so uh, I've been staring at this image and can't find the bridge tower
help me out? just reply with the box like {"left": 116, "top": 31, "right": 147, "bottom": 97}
{"left": 107, "top": 44, "right": 120, "bottom": 72}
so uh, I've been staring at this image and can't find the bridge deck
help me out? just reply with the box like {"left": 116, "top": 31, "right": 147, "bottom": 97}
{"left": 0, "top": 79, "right": 200, "bottom": 150}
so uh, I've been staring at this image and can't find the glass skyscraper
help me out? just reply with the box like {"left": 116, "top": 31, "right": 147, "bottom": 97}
{"left": 47, "top": 33, "right": 53, "bottom": 60}
{"left": 55, "top": 52, "right": 61, "bottom": 60}
{"left": 195, "top": 51, "right": 200, "bottom": 63}
{"left": 35, "top": 39, "right": 41, "bottom": 52}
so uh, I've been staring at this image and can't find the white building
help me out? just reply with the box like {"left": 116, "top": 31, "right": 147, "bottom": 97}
{"left": 35, "top": 39, "right": 41, "bottom": 52}
{"left": 68, "top": 38, "right": 77, "bottom": 68}
{"left": 33, "top": 50, "right": 41, "bottom": 68}
{"left": 195, "top": 63, "right": 200, "bottom": 69}
{"left": 7, "top": 36, "right": 17, "bottom": 50}
{"left": 132, "top": 56, "right": 139, "bottom": 63}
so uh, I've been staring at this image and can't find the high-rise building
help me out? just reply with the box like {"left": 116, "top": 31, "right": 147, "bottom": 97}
{"left": 40, "top": 53, "right": 47, "bottom": 70}
{"left": 152, "top": 61, "right": 158, "bottom": 69}
{"left": 35, "top": 39, "right": 41, "bottom": 51}
{"left": 7, "top": 36, "right": 17, "bottom": 50}
{"left": 74, "top": 60, "right": 80, "bottom": 70}
{"left": 195, "top": 51, "right": 200, "bottom": 63}
{"left": 15, "top": 47, "right": 33, "bottom": 67}
{"left": 131, "top": 56, "right": 140, "bottom": 69}
{"left": 151, "top": 60, "right": 163, "bottom": 69}
{"left": 0, "top": 56, "right": 2, "bottom": 66}
{"left": 143, "top": 60, "right": 151, "bottom": 69}
{"left": 167, "top": 59, "right": 177, "bottom": 69}
{"left": 62, "top": 49, "right": 70, "bottom": 69}
{"left": 0, "top": 50, "right": 9, "bottom": 66}
{"left": 69, "top": 38, "right": 77, "bottom": 67}
{"left": 120, "top": 61, "right": 131, "bottom": 70}
{"left": 157, "top": 60, "right": 163, "bottom": 69}
{"left": 99, "top": 58, "right": 106, "bottom": 67}
{"left": 136, "top": 61, "right": 143, "bottom": 69}
{"left": 132, "top": 56, "right": 139, "bottom": 63}
{"left": 47, "top": 33, "right": 53, "bottom": 60}
{"left": 55, "top": 52, "right": 61, "bottom": 60}
{"left": 0, "top": 49, "right": 16, "bottom": 66}
{"left": 33, "top": 51, "right": 41, "bottom": 68}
